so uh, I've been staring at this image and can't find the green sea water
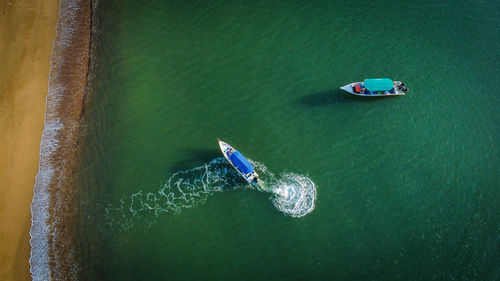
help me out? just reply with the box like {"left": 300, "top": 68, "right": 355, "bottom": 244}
{"left": 76, "top": 0, "right": 499, "bottom": 280}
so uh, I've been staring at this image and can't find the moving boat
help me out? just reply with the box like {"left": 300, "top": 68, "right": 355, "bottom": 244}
{"left": 218, "top": 139, "right": 259, "bottom": 186}
{"left": 340, "top": 78, "right": 408, "bottom": 96}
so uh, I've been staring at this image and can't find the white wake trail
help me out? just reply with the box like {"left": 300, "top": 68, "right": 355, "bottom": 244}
{"left": 105, "top": 158, "right": 243, "bottom": 231}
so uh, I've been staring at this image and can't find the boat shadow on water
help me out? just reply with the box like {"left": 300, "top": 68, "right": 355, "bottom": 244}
{"left": 297, "top": 88, "right": 389, "bottom": 106}
{"left": 169, "top": 148, "right": 222, "bottom": 173}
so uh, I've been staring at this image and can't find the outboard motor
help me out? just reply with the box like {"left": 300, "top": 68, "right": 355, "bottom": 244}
{"left": 401, "top": 82, "right": 408, "bottom": 92}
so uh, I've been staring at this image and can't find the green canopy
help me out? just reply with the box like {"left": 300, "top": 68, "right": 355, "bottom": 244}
{"left": 364, "top": 78, "right": 394, "bottom": 91}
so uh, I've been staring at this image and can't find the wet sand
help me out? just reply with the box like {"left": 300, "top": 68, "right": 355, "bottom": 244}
{"left": 0, "top": 0, "right": 60, "bottom": 280}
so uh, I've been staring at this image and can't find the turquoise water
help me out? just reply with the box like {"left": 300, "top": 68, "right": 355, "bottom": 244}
{"left": 76, "top": 0, "right": 499, "bottom": 280}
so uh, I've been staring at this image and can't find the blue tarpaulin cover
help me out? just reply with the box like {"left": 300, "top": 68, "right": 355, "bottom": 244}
{"left": 229, "top": 151, "right": 254, "bottom": 174}
{"left": 364, "top": 78, "right": 394, "bottom": 91}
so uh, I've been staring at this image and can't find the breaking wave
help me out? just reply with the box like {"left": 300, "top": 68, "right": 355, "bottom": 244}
{"left": 106, "top": 158, "right": 316, "bottom": 230}
{"left": 30, "top": 0, "right": 94, "bottom": 280}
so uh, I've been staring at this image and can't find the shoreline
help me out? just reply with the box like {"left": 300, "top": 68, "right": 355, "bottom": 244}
{"left": 0, "top": 0, "right": 60, "bottom": 280}
{"left": 29, "top": 0, "right": 93, "bottom": 280}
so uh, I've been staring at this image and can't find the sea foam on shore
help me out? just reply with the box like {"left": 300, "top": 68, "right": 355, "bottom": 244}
{"left": 29, "top": 0, "right": 93, "bottom": 280}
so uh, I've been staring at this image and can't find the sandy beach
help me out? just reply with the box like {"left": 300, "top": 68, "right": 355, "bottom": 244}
{"left": 0, "top": 0, "right": 60, "bottom": 280}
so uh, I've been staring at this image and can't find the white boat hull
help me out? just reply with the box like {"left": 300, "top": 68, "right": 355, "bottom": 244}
{"left": 218, "top": 139, "right": 259, "bottom": 185}
{"left": 340, "top": 81, "right": 406, "bottom": 96}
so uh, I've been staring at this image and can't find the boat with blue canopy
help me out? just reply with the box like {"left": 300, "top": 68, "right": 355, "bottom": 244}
{"left": 341, "top": 78, "right": 408, "bottom": 96}
{"left": 218, "top": 139, "right": 259, "bottom": 186}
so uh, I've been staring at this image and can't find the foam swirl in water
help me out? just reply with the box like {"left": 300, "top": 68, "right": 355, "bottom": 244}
{"left": 266, "top": 174, "right": 317, "bottom": 218}
{"left": 105, "top": 157, "right": 317, "bottom": 230}
{"left": 251, "top": 161, "right": 317, "bottom": 218}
